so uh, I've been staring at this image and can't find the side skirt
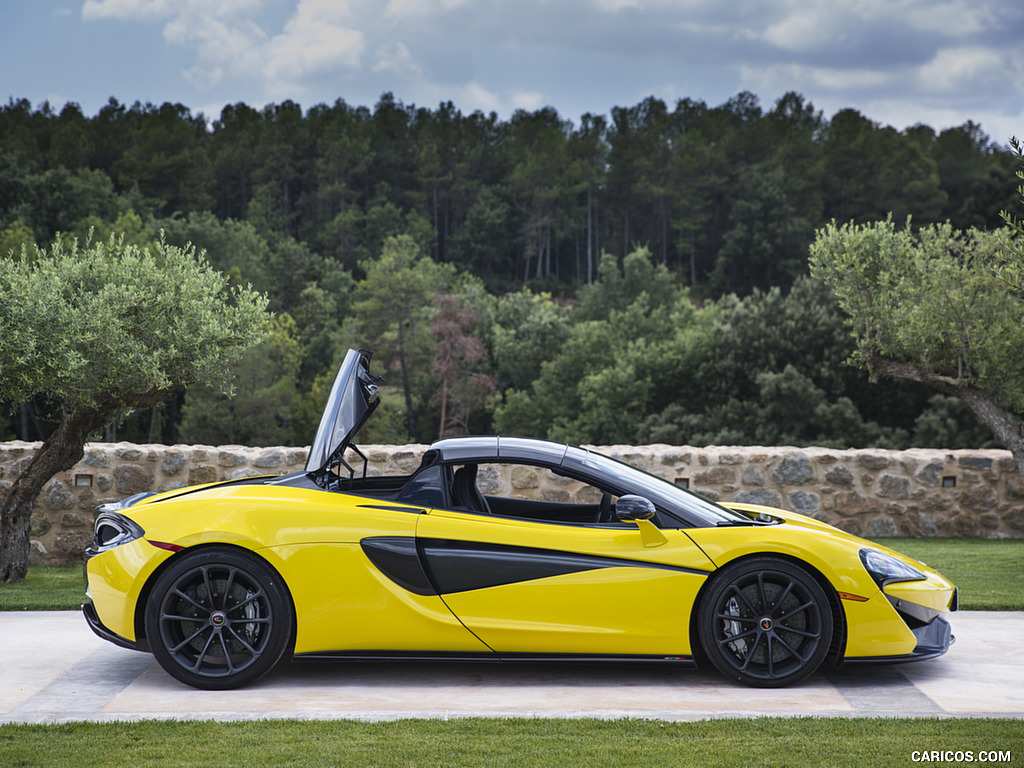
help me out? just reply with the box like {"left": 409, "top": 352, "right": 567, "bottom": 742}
{"left": 292, "top": 650, "right": 696, "bottom": 667}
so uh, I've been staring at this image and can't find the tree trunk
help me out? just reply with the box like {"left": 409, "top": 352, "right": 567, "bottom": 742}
{"left": 0, "top": 406, "right": 107, "bottom": 582}
{"left": 868, "top": 354, "right": 1024, "bottom": 478}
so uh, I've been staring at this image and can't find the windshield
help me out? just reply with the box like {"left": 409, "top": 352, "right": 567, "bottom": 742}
{"left": 568, "top": 449, "right": 750, "bottom": 527}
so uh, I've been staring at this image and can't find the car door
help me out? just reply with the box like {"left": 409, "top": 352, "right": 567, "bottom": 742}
{"left": 415, "top": 476, "right": 716, "bottom": 658}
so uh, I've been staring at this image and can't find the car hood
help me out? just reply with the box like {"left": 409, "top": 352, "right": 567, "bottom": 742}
{"left": 305, "top": 348, "right": 382, "bottom": 474}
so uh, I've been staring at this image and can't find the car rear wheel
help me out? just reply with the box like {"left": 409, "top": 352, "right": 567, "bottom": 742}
{"left": 144, "top": 548, "right": 293, "bottom": 690}
{"left": 698, "top": 557, "right": 833, "bottom": 687}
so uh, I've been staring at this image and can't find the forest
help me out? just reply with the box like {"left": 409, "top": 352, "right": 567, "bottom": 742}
{"left": 0, "top": 90, "right": 1018, "bottom": 450}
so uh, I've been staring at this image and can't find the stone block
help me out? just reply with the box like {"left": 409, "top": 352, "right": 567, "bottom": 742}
{"left": 914, "top": 460, "right": 943, "bottom": 488}
{"left": 254, "top": 450, "right": 284, "bottom": 469}
{"left": 958, "top": 454, "right": 993, "bottom": 471}
{"left": 511, "top": 466, "right": 540, "bottom": 490}
{"left": 833, "top": 491, "right": 880, "bottom": 517}
{"left": 867, "top": 517, "right": 898, "bottom": 537}
{"left": 787, "top": 491, "right": 820, "bottom": 513}
{"left": 823, "top": 464, "right": 854, "bottom": 488}
{"left": 742, "top": 465, "right": 765, "bottom": 486}
{"left": 772, "top": 453, "right": 814, "bottom": 485}
{"left": 857, "top": 454, "right": 889, "bottom": 470}
{"left": 734, "top": 489, "right": 783, "bottom": 508}
{"left": 959, "top": 486, "right": 997, "bottom": 512}
{"left": 877, "top": 474, "right": 911, "bottom": 500}
{"left": 44, "top": 480, "right": 77, "bottom": 510}
{"left": 115, "top": 464, "right": 155, "bottom": 494}
{"left": 694, "top": 467, "right": 737, "bottom": 486}
{"left": 187, "top": 465, "right": 218, "bottom": 486}
{"left": 161, "top": 450, "right": 188, "bottom": 476}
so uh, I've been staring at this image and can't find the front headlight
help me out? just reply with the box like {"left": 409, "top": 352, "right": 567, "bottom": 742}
{"left": 860, "top": 548, "right": 926, "bottom": 587}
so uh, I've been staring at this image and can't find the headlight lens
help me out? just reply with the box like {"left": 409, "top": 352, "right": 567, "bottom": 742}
{"left": 860, "top": 548, "right": 926, "bottom": 587}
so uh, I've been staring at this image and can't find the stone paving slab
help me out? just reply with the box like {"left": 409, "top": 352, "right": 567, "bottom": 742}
{"left": 1, "top": 611, "right": 1021, "bottom": 724}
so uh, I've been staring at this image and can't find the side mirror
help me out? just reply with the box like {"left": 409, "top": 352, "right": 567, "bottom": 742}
{"left": 615, "top": 494, "right": 656, "bottom": 521}
{"left": 615, "top": 494, "right": 666, "bottom": 548}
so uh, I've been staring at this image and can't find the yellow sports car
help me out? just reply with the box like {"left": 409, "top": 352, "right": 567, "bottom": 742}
{"left": 84, "top": 349, "right": 957, "bottom": 690}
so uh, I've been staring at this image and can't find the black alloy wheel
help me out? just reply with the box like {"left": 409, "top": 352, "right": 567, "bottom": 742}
{"left": 698, "top": 557, "right": 834, "bottom": 687}
{"left": 144, "top": 548, "right": 293, "bottom": 690}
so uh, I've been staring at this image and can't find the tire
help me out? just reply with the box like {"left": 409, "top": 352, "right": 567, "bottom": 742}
{"left": 144, "top": 548, "right": 293, "bottom": 690}
{"left": 697, "top": 557, "right": 833, "bottom": 688}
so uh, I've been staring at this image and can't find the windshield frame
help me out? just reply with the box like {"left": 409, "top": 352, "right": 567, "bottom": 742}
{"left": 562, "top": 447, "right": 752, "bottom": 528}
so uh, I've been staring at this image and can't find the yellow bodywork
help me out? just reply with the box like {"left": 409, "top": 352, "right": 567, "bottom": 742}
{"left": 85, "top": 485, "right": 955, "bottom": 662}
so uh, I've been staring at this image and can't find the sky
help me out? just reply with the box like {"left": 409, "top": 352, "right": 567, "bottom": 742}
{"left": 3, "top": 0, "right": 1023, "bottom": 145}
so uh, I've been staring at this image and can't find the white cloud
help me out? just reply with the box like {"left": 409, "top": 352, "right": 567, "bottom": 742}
{"left": 916, "top": 47, "right": 1007, "bottom": 92}
{"left": 372, "top": 42, "right": 420, "bottom": 76}
{"left": 82, "top": 0, "right": 261, "bottom": 22}
{"left": 740, "top": 63, "right": 893, "bottom": 94}
{"left": 511, "top": 90, "right": 545, "bottom": 112}
{"left": 458, "top": 82, "right": 502, "bottom": 113}
{"left": 264, "top": 1, "right": 365, "bottom": 88}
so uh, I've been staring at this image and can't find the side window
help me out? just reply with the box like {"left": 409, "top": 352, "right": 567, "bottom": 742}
{"left": 398, "top": 464, "right": 445, "bottom": 508}
{"left": 462, "top": 462, "right": 621, "bottom": 525}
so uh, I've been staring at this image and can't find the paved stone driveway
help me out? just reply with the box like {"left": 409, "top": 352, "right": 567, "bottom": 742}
{"left": 2, "top": 611, "right": 1022, "bottom": 723}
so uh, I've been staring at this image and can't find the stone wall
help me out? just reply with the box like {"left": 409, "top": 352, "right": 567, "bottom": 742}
{"left": 2, "top": 441, "right": 1022, "bottom": 565}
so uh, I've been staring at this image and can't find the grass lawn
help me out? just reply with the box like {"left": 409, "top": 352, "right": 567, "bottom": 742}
{"left": 874, "top": 537, "right": 1024, "bottom": 611}
{"left": 0, "top": 565, "right": 87, "bottom": 611}
{"left": 0, "top": 717, "right": 1020, "bottom": 768}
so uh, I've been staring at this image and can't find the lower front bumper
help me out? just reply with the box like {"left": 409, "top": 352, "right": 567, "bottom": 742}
{"left": 82, "top": 600, "right": 148, "bottom": 653}
{"left": 845, "top": 615, "right": 954, "bottom": 664}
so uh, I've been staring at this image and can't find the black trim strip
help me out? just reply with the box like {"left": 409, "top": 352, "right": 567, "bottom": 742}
{"left": 357, "top": 504, "right": 427, "bottom": 514}
{"left": 294, "top": 651, "right": 499, "bottom": 662}
{"left": 292, "top": 650, "right": 696, "bottom": 667}
{"left": 420, "top": 538, "right": 709, "bottom": 595}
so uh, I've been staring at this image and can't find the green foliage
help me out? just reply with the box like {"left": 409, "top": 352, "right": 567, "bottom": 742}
{"left": 346, "top": 235, "right": 457, "bottom": 440}
{"left": 810, "top": 217, "right": 1024, "bottom": 411}
{"left": 1, "top": 95, "right": 1015, "bottom": 449}
{"left": 996, "top": 136, "right": 1024, "bottom": 290}
{"left": 912, "top": 394, "right": 997, "bottom": 449}
{"left": 0, "top": 232, "right": 269, "bottom": 419}
{"left": 179, "top": 314, "right": 304, "bottom": 446}
{"left": 0, "top": 219, "right": 33, "bottom": 256}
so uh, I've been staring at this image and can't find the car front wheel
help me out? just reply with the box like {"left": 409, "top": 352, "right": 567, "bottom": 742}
{"left": 698, "top": 557, "right": 833, "bottom": 687}
{"left": 144, "top": 548, "right": 293, "bottom": 690}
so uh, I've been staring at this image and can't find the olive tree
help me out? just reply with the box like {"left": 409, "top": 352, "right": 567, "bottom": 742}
{"left": 810, "top": 217, "right": 1024, "bottom": 477}
{"left": 0, "top": 234, "right": 268, "bottom": 582}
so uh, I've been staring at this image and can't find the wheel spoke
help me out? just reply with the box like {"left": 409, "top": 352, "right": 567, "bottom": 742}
{"left": 777, "top": 624, "right": 820, "bottom": 640}
{"left": 200, "top": 566, "right": 215, "bottom": 610}
{"left": 226, "top": 589, "right": 265, "bottom": 616}
{"left": 225, "top": 625, "right": 262, "bottom": 657}
{"left": 778, "top": 598, "right": 815, "bottom": 617}
{"left": 717, "top": 627, "right": 756, "bottom": 647}
{"left": 756, "top": 572, "right": 771, "bottom": 614}
{"left": 220, "top": 567, "right": 239, "bottom": 612}
{"left": 738, "top": 634, "right": 765, "bottom": 671}
{"left": 189, "top": 631, "right": 218, "bottom": 673}
{"left": 169, "top": 623, "right": 208, "bottom": 653}
{"left": 171, "top": 587, "right": 208, "bottom": 614}
{"left": 724, "top": 583, "right": 757, "bottom": 615}
{"left": 771, "top": 580, "right": 795, "bottom": 617}
{"left": 714, "top": 610, "right": 755, "bottom": 624}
